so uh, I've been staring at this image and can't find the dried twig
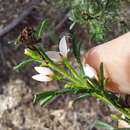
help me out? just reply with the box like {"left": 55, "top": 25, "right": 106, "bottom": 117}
{"left": 0, "top": 38, "right": 5, "bottom": 62}
{"left": 0, "top": 0, "right": 51, "bottom": 37}
{"left": 0, "top": 7, "right": 34, "bottom": 37}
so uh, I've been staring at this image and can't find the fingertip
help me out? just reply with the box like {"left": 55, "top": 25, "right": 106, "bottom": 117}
{"left": 83, "top": 47, "right": 110, "bottom": 80}
{"left": 106, "top": 79, "right": 121, "bottom": 93}
{"left": 83, "top": 47, "right": 100, "bottom": 73}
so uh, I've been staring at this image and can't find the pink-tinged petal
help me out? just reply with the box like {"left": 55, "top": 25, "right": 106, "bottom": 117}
{"left": 32, "top": 74, "right": 52, "bottom": 82}
{"left": 59, "top": 36, "right": 68, "bottom": 57}
{"left": 46, "top": 51, "right": 61, "bottom": 62}
{"left": 118, "top": 120, "right": 130, "bottom": 128}
{"left": 83, "top": 64, "right": 97, "bottom": 78}
{"left": 34, "top": 67, "right": 53, "bottom": 75}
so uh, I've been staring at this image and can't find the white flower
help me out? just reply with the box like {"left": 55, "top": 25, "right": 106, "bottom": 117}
{"left": 46, "top": 51, "right": 61, "bottom": 62}
{"left": 32, "top": 67, "right": 54, "bottom": 82}
{"left": 118, "top": 120, "right": 130, "bottom": 128}
{"left": 83, "top": 64, "right": 97, "bottom": 78}
{"left": 59, "top": 36, "right": 69, "bottom": 57}
{"left": 46, "top": 36, "right": 69, "bottom": 62}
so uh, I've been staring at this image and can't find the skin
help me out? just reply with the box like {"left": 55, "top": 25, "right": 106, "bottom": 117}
{"left": 83, "top": 32, "right": 130, "bottom": 94}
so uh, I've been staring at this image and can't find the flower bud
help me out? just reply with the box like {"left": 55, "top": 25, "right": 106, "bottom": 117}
{"left": 24, "top": 48, "right": 41, "bottom": 60}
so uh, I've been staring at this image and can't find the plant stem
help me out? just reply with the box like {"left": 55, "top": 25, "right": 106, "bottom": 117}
{"left": 35, "top": 47, "right": 130, "bottom": 121}
{"left": 37, "top": 47, "right": 87, "bottom": 88}
{"left": 63, "top": 58, "right": 79, "bottom": 78}
{"left": 94, "top": 91, "right": 130, "bottom": 120}
{"left": 63, "top": 58, "right": 89, "bottom": 88}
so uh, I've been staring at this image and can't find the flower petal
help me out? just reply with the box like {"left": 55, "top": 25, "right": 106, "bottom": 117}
{"left": 83, "top": 64, "right": 97, "bottom": 78}
{"left": 46, "top": 51, "right": 61, "bottom": 62}
{"left": 32, "top": 74, "right": 52, "bottom": 82}
{"left": 118, "top": 120, "right": 130, "bottom": 128}
{"left": 34, "top": 67, "right": 53, "bottom": 75}
{"left": 59, "top": 36, "right": 68, "bottom": 57}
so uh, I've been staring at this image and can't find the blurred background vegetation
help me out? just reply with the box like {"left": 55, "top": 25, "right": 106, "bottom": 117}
{"left": 46, "top": 0, "right": 130, "bottom": 43}
{"left": 0, "top": 0, "right": 130, "bottom": 130}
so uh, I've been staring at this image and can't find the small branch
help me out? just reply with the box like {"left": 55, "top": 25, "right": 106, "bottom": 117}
{"left": 0, "top": 7, "right": 34, "bottom": 37}
{"left": 0, "top": 38, "right": 5, "bottom": 63}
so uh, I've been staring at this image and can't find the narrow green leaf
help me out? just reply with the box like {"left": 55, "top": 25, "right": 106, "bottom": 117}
{"left": 99, "top": 62, "right": 105, "bottom": 89}
{"left": 39, "top": 95, "right": 56, "bottom": 106}
{"left": 14, "top": 59, "right": 34, "bottom": 72}
{"left": 95, "top": 120, "right": 114, "bottom": 130}
{"left": 74, "top": 93, "right": 91, "bottom": 102}
{"left": 57, "top": 88, "right": 90, "bottom": 95}
{"left": 14, "top": 35, "right": 21, "bottom": 45}
{"left": 113, "top": 128, "right": 130, "bottom": 130}
{"left": 33, "top": 91, "right": 57, "bottom": 106}
{"left": 64, "top": 83, "right": 76, "bottom": 88}
{"left": 33, "top": 88, "right": 91, "bottom": 106}
{"left": 35, "top": 20, "right": 48, "bottom": 39}
{"left": 71, "top": 33, "right": 82, "bottom": 64}
{"left": 33, "top": 91, "right": 56, "bottom": 103}
{"left": 71, "top": 32, "right": 85, "bottom": 74}
{"left": 69, "top": 22, "right": 76, "bottom": 30}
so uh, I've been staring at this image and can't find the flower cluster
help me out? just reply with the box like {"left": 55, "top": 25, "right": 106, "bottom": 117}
{"left": 31, "top": 36, "right": 96, "bottom": 82}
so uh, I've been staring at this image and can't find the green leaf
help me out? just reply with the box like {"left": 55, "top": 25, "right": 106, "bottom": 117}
{"left": 90, "top": 78, "right": 100, "bottom": 88}
{"left": 57, "top": 88, "right": 79, "bottom": 94}
{"left": 95, "top": 120, "right": 114, "bottom": 130}
{"left": 113, "top": 128, "right": 130, "bottom": 130}
{"left": 14, "top": 59, "right": 34, "bottom": 72}
{"left": 71, "top": 33, "right": 82, "bottom": 65}
{"left": 33, "top": 91, "right": 57, "bottom": 106}
{"left": 39, "top": 95, "right": 56, "bottom": 106}
{"left": 14, "top": 35, "right": 21, "bottom": 45}
{"left": 33, "top": 88, "right": 90, "bottom": 106}
{"left": 64, "top": 83, "right": 75, "bottom": 88}
{"left": 71, "top": 32, "right": 85, "bottom": 75}
{"left": 74, "top": 93, "right": 91, "bottom": 102}
{"left": 69, "top": 22, "right": 76, "bottom": 30}
{"left": 99, "top": 63, "right": 105, "bottom": 89}
{"left": 35, "top": 20, "right": 48, "bottom": 39}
